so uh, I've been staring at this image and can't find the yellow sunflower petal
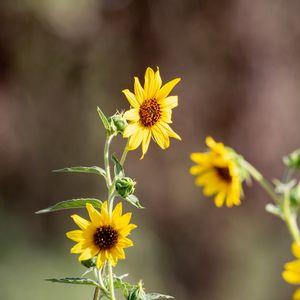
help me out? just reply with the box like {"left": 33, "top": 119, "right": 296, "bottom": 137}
{"left": 283, "top": 269, "right": 300, "bottom": 284}
{"left": 151, "top": 125, "right": 169, "bottom": 149}
{"left": 190, "top": 152, "right": 211, "bottom": 164}
{"left": 122, "top": 89, "right": 140, "bottom": 108}
{"left": 123, "top": 123, "right": 139, "bottom": 138}
{"left": 79, "top": 247, "right": 98, "bottom": 261}
{"left": 292, "top": 243, "right": 300, "bottom": 259}
{"left": 100, "top": 201, "right": 110, "bottom": 224}
{"left": 118, "top": 237, "right": 134, "bottom": 248}
{"left": 158, "top": 96, "right": 178, "bottom": 109}
{"left": 71, "top": 214, "right": 91, "bottom": 230}
{"left": 114, "top": 212, "right": 132, "bottom": 229}
{"left": 119, "top": 224, "right": 137, "bottom": 237}
{"left": 154, "top": 67, "right": 162, "bottom": 91}
{"left": 293, "top": 288, "right": 300, "bottom": 300}
{"left": 96, "top": 251, "right": 106, "bottom": 269}
{"left": 214, "top": 190, "right": 226, "bottom": 207}
{"left": 71, "top": 242, "right": 86, "bottom": 254}
{"left": 134, "top": 77, "right": 144, "bottom": 103}
{"left": 141, "top": 129, "right": 152, "bottom": 159}
{"left": 156, "top": 78, "right": 181, "bottom": 100}
{"left": 123, "top": 108, "right": 140, "bottom": 122}
{"left": 158, "top": 122, "right": 181, "bottom": 140}
{"left": 66, "top": 230, "right": 83, "bottom": 242}
{"left": 189, "top": 165, "right": 210, "bottom": 175}
{"left": 86, "top": 203, "right": 101, "bottom": 227}
{"left": 114, "top": 247, "right": 126, "bottom": 259}
{"left": 195, "top": 171, "right": 216, "bottom": 186}
{"left": 112, "top": 202, "right": 123, "bottom": 219}
{"left": 127, "top": 127, "right": 144, "bottom": 150}
{"left": 144, "top": 67, "right": 156, "bottom": 99}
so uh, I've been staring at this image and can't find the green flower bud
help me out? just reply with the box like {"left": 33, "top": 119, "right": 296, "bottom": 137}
{"left": 108, "top": 113, "right": 128, "bottom": 134}
{"left": 128, "top": 281, "right": 146, "bottom": 300}
{"left": 283, "top": 149, "right": 300, "bottom": 169}
{"left": 115, "top": 177, "right": 136, "bottom": 198}
{"left": 290, "top": 183, "right": 300, "bottom": 207}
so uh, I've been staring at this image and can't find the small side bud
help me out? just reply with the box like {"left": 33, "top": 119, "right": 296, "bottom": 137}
{"left": 283, "top": 149, "right": 300, "bottom": 169}
{"left": 128, "top": 281, "right": 146, "bottom": 300}
{"left": 115, "top": 177, "right": 136, "bottom": 198}
{"left": 108, "top": 113, "right": 128, "bottom": 134}
{"left": 290, "top": 183, "right": 300, "bottom": 207}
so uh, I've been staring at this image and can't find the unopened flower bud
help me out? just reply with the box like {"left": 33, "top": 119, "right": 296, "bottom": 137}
{"left": 290, "top": 183, "right": 300, "bottom": 207}
{"left": 284, "top": 149, "right": 300, "bottom": 169}
{"left": 108, "top": 113, "right": 128, "bottom": 134}
{"left": 115, "top": 177, "right": 136, "bottom": 198}
{"left": 128, "top": 281, "right": 146, "bottom": 300}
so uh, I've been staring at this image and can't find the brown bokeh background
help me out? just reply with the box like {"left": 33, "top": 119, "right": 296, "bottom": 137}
{"left": 1, "top": 0, "right": 300, "bottom": 299}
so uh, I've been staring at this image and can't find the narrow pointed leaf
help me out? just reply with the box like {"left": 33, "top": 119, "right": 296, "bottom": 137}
{"left": 53, "top": 166, "right": 105, "bottom": 177}
{"left": 112, "top": 153, "right": 125, "bottom": 177}
{"left": 46, "top": 277, "right": 99, "bottom": 286}
{"left": 125, "top": 195, "right": 144, "bottom": 209}
{"left": 97, "top": 106, "right": 110, "bottom": 131}
{"left": 35, "top": 198, "right": 102, "bottom": 214}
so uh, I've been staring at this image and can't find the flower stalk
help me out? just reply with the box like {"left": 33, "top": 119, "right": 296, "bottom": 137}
{"left": 242, "top": 160, "right": 300, "bottom": 245}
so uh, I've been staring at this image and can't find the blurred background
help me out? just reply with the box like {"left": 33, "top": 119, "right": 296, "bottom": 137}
{"left": 1, "top": 0, "right": 300, "bottom": 299}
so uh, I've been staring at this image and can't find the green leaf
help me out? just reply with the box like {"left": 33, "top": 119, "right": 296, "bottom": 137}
{"left": 53, "top": 166, "right": 106, "bottom": 177}
{"left": 112, "top": 153, "right": 125, "bottom": 177}
{"left": 146, "top": 293, "right": 174, "bottom": 299}
{"left": 113, "top": 274, "right": 132, "bottom": 298}
{"left": 97, "top": 106, "right": 110, "bottom": 131}
{"left": 125, "top": 195, "right": 144, "bottom": 209}
{"left": 46, "top": 277, "right": 99, "bottom": 286}
{"left": 35, "top": 198, "right": 102, "bottom": 214}
{"left": 265, "top": 203, "right": 283, "bottom": 218}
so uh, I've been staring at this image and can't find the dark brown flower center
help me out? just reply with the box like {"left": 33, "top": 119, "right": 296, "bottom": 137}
{"left": 215, "top": 167, "right": 232, "bottom": 183}
{"left": 139, "top": 99, "right": 161, "bottom": 127}
{"left": 93, "top": 225, "right": 118, "bottom": 250}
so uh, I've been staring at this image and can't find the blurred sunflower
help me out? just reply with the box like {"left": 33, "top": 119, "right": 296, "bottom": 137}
{"left": 122, "top": 67, "right": 181, "bottom": 159}
{"left": 283, "top": 243, "right": 300, "bottom": 300}
{"left": 190, "top": 136, "right": 242, "bottom": 208}
{"left": 66, "top": 201, "right": 137, "bottom": 269}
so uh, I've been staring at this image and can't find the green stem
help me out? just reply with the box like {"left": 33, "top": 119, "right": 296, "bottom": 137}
{"left": 93, "top": 287, "right": 100, "bottom": 300}
{"left": 104, "top": 134, "right": 114, "bottom": 187}
{"left": 242, "top": 160, "right": 281, "bottom": 204}
{"left": 283, "top": 191, "right": 300, "bottom": 245}
{"left": 104, "top": 133, "right": 117, "bottom": 300}
{"left": 120, "top": 141, "right": 129, "bottom": 166}
{"left": 108, "top": 262, "right": 116, "bottom": 300}
{"left": 244, "top": 160, "right": 300, "bottom": 244}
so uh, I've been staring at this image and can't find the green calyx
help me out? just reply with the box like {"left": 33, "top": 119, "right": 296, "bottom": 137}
{"left": 115, "top": 177, "right": 136, "bottom": 198}
{"left": 108, "top": 113, "right": 128, "bottom": 134}
{"left": 284, "top": 149, "right": 300, "bottom": 169}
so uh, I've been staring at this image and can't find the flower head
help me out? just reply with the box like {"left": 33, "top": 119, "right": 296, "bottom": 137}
{"left": 190, "top": 136, "right": 242, "bottom": 208}
{"left": 283, "top": 243, "right": 300, "bottom": 300}
{"left": 122, "top": 67, "right": 181, "bottom": 159}
{"left": 66, "top": 201, "right": 137, "bottom": 268}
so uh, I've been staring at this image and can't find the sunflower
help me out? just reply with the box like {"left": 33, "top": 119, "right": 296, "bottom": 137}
{"left": 122, "top": 67, "right": 181, "bottom": 159}
{"left": 283, "top": 243, "right": 300, "bottom": 300}
{"left": 66, "top": 201, "right": 137, "bottom": 268}
{"left": 190, "top": 136, "right": 242, "bottom": 208}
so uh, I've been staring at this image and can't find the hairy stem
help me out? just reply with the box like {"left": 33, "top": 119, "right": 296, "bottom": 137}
{"left": 283, "top": 191, "right": 300, "bottom": 245}
{"left": 108, "top": 262, "right": 116, "bottom": 300}
{"left": 120, "top": 141, "right": 129, "bottom": 166}
{"left": 242, "top": 160, "right": 281, "bottom": 204}
{"left": 93, "top": 287, "right": 100, "bottom": 300}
